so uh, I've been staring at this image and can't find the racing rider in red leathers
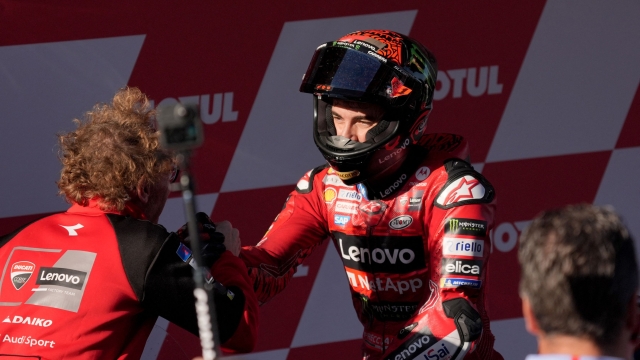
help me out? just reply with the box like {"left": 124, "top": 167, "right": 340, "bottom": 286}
{"left": 240, "top": 30, "right": 503, "bottom": 359}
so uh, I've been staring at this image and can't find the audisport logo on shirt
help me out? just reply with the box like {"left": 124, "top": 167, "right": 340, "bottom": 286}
{"left": 11, "top": 261, "right": 35, "bottom": 290}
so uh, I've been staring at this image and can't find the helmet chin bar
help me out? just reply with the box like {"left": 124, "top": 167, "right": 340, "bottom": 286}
{"left": 327, "top": 136, "right": 369, "bottom": 151}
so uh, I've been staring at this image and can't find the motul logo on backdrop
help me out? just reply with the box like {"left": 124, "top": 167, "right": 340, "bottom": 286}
{"left": 434, "top": 66, "right": 503, "bottom": 100}
{"left": 152, "top": 93, "right": 239, "bottom": 124}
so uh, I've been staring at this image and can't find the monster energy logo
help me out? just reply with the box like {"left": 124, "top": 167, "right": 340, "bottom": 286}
{"left": 444, "top": 218, "right": 487, "bottom": 236}
{"left": 449, "top": 219, "right": 459, "bottom": 232}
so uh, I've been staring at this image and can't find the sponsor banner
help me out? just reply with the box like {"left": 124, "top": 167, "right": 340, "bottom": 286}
{"left": 383, "top": 329, "right": 460, "bottom": 360}
{"left": 324, "top": 188, "right": 337, "bottom": 202}
{"left": 35, "top": 267, "right": 87, "bottom": 290}
{"left": 23, "top": 250, "right": 96, "bottom": 313}
{"left": 323, "top": 174, "right": 344, "bottom": 186}
{"left": 363, "top": 330, "right": 392, "bottom": 351}
{"left": 334, "top": 214, "right": 350, "bottom": 226}
{"left": 440, "top": 277, "right": 482, "bottom": 289}
{"left": 337, "top": 188, "right": 362, "bottom": 201}
{"left": 408, "top": 190, "right": 424, "bottom": 211}
{"left": 354, "top": 294, "right": 419, "bottom": 323}
{"left": 334, "top": 232, "right": 426, "bottom": 273}
{"left": 335, "top": 201, "right": 358, "bottom": 215}
{"left": 389, "top": 215, "right": 413, "bottom": 230}
{"left": 445, "top": 217, "right": 487, "bottom": 236}
{"left": 10, "top": 261, "right": 35, "bottom": 291}
{"left": 337, "top": 170, "right": 359, "bottom": 181}
{"left": 414, "top": 166, "right": 431, "bottom": 181}
{"left": 442, "top": 237, "right": 484, "bottom": 257}
{"left": 441, "top": 258, "right": 482, "bottom": 276}
{"left": 1, "top": 333, "right": 57, "bottom": 348}
{"left": 344, "top": 268, "right": 424, "bottom": 296}
{"left": 2, "top": 315, "right": 53, "bottom": 328}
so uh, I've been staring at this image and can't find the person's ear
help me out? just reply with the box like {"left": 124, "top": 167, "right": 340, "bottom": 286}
{"left": 521, "top": 296, "right": 541, "bottom": 336}
{"left": 135, "top": 177, "right": 150, "bottom": 204}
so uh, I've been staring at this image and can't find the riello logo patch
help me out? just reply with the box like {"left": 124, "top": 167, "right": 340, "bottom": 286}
{"left": 11, "top": 261, "right": 36, "bottom": 290}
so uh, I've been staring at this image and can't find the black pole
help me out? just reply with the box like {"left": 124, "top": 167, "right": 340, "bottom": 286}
{"left": 176, "top": 152, "right": 221, "bottom": 360}
{"left": 156, "top": 103, "right": 216, "bottom": 359}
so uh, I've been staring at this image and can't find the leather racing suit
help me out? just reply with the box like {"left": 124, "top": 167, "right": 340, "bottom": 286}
{"left": 0, "top": 200, "right": 258, "bottom": 359}
{"left": 241, "top": 133, "right": 501, "bottom": 359}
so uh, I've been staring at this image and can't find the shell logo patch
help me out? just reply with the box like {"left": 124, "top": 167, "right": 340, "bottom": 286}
{"left": 324, "top": 188, "right": 337, "bottom": 202}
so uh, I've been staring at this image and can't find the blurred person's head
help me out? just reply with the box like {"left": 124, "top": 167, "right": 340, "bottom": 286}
{"left": 57, "top": 87, "right": 175, "bottom": 223}
{"left": 519, "top": 203, "right": 639, "bottom": 357}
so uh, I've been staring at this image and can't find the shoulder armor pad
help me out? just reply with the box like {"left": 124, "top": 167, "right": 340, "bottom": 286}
{"left": 434, "top": 158, "right": 495, "bottom": 209}
{"left": 295, "top": 164, "right": 328, "bottom": 194}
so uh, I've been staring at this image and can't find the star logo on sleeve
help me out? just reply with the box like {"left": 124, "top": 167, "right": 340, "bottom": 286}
{"left": 436, "top": 175, "right": 486, "bottom": 207}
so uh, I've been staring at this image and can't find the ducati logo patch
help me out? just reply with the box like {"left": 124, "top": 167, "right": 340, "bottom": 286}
{"left": 11, "top": 261, "right": 36, "bottom": 290}
{"left": 436, "top": 175, "right": 486, "bottom": 208}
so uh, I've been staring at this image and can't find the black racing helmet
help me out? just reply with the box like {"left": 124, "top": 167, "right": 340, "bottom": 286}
{"left": 300, "top": 30, "right": 438, "bottom": 185}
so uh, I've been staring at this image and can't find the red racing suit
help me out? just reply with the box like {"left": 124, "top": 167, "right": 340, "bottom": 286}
{"left": 0, "top": 200, "right": 258, "bottom": 359}
{"left": 241, "top": 133, "right": 501, "bottom": 359}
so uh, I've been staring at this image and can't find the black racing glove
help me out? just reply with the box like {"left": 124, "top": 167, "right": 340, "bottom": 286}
{"left": 175, "top": 212, "right": 227, "bottom": 268}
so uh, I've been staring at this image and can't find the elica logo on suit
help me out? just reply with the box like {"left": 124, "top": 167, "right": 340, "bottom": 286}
{"left": 441, "top": 258, "right": 482, "bottom": 276}
{"left": 36, "top": 267, "right": 87, "bottom": 290}
{"left": 11, "top": 261, "right": 35, "bottom": 290}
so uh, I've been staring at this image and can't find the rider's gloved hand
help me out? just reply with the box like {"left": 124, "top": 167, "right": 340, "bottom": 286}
{"left": 175, "top": 212, "right": 227, "bottom": 267}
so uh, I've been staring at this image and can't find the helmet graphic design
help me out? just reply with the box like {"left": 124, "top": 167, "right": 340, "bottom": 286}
{"left": 300, "top": 30, "right": 438, "bottom": 185}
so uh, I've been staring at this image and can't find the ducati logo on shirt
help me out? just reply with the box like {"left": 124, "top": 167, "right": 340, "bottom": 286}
{"left": 10, "top": 261, "right": 35, "bottom": 290}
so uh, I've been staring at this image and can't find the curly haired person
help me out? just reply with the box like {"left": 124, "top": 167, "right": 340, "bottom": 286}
{"left": 0, "top": 87, "right": 258, "bottom": 359}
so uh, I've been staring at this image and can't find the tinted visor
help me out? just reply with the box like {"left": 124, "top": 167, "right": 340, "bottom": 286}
{"left": 300, "top": 45, "right": 416, "bottom": 107}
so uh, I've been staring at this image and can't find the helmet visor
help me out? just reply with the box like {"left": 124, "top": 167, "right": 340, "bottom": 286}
{"left": 300, "top": 45, "right": 416, "bottom": 107}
